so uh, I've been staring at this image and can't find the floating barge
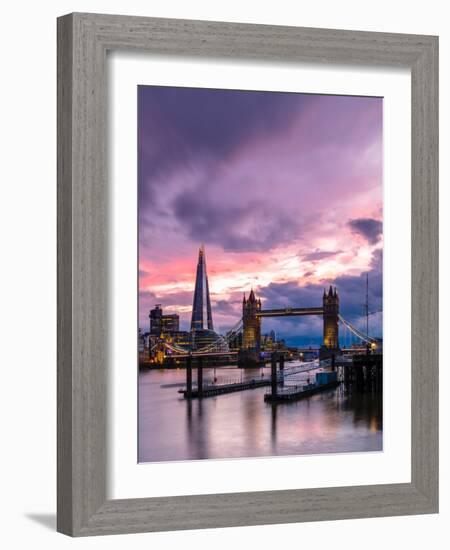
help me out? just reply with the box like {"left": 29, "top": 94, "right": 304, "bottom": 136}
{"left": 180, "top": 378, "right": 270, "bottom": 398}
{"left": 264, "top": 371, "right": 340, "bottom": 403}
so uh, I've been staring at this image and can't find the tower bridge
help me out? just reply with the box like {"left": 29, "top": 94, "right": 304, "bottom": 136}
{"left": 144, "top": 245, "right": 380, "bottom": 367}
{"left": 141, "top": 246, "right": 382, "bottom": 398}
{"left": 239, "top": 285, "right": 340, "bottom": 366}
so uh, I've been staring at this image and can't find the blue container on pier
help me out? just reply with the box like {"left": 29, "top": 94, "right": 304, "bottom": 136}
{"left": 315, "top": 371, "right": 337, "bottom": 385}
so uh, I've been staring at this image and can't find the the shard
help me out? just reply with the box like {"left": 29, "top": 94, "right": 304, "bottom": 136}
{"left": 190, "top": 245, "right": 214, "bottom": 331}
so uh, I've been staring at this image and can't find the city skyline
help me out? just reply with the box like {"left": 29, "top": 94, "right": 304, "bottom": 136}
{"left": 138, "top": 86, "right": 383, "bottom": 346}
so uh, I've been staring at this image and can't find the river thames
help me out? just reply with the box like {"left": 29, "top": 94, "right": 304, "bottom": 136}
{"left": 139, "top": 363, "right": 382, "bottom": 463}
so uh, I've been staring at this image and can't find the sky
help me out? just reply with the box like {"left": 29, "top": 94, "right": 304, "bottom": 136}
{"left": 138, "top": 86, "right": 383, "bottom": 346}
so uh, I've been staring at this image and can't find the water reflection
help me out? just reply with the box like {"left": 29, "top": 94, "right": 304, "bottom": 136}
{"left": 270, "top": 404, "right": 277, "bottom": 451}
{"left": 138, "top": 366, "right": 382, "bottom": 463}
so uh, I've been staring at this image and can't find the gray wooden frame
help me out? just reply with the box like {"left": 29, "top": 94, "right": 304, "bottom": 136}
{"left": 57, "top": 12, "right": 438, "bottom": 537}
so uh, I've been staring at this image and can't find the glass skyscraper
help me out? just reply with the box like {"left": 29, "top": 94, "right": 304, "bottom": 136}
{"left": 190, "top": 244, "right": 214, "bottom": 332}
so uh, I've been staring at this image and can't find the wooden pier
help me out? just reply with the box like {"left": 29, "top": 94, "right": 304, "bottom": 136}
{"left": 264, "top": 380, "right": 340, "bottom": 403}
{"left": 180, "top": 378, "right": 270, "bottom": 398}
{"left": 181, "top": 353, "right": 324, "bottom": 399}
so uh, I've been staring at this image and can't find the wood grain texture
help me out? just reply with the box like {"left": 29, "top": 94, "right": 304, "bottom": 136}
{"left": 410, "top": 35, "right": 439, "bottom": 506}
{"left": 57, "top": 13, "right": 74, "bottom": 535}
{"left": 57, "top": 12, "right": 439, "bottom": 536}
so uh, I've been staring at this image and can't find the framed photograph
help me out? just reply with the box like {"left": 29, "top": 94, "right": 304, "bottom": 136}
{"left": 57, "top": 13, "right": 438, "bottom": 536}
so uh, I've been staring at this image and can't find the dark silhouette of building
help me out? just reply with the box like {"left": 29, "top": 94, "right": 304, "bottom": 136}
{"left": 323, "top": 285, "right": 339, "bottom": 349}
{"left": 190, "top": 244, "right": 214, "bottom": 332}
{"left": 149, "top": 305, "right": 163, "bottom": 335}
{"left": 149, "top": 304, "right": 179, "bottom": 336}
{"left": 227, "top": 330, "right": 243, "bottom": 350}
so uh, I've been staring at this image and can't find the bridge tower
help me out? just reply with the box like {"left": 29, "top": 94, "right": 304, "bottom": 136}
{"left": 239, "top": 290, "right": 261, "bottom": 367}
{"left": 323, "top": 286, "right": 339, "bottom": 350}
{"left": 242, "top": 290, "right": 261, "bottom": 350}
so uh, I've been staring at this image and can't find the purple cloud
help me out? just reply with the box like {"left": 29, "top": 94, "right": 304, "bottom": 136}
{"left": 139, "top": 88, "right": 382, "bottom": 257}
{"left": 348, "top": 218, "right": 382, "bottom": 244}
{"left": 138, "top": 86, "right": 309, "bottom": 211}
{"left": 301, "top": 249, "right": 343, "bottom": 262}
{"left": 172, "top": 192, "right": 301, "bottom": 252}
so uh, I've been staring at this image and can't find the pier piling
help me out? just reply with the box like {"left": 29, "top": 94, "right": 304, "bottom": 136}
{"left": 186, "top": 354, "right": 192, "bottom": 398}
{"left": 197, "top": 357, "right": 203, "bottom": 398}
{"left": 279, "top": 355, "right": 285, "bottom": 386}
{"left": 271, "top": 353, "right": 278, "bottom": 398}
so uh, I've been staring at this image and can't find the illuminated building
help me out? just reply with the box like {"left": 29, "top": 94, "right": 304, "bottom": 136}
{"left": 149, "top": 304, "right": 180, "bottom": 336}
{"left": 161, "top": 314, "right": 179, "bottom": 334}
{"left": 261, "top": 332, "right": 276, "bottom": 351}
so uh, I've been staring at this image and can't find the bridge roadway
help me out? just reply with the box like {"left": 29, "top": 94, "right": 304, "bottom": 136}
{"left": 257, "top": 307, "right": 324, "bottom": 317}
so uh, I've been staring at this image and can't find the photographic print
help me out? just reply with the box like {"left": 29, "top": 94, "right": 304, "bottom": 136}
{"left": 138, "top": 86, "right": 383, "bottom": 463}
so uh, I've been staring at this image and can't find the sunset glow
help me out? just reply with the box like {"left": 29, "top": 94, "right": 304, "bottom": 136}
{"left": 138, "top": 87, "right": 383, "bottom": 345}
